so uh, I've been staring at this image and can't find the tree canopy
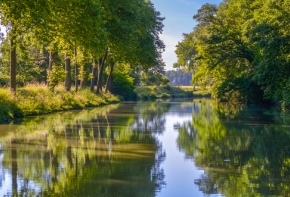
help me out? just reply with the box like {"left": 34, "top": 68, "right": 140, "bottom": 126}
{"left": 175, "top": 0, "right": 290, "bottom": 106}
{"left": 0, "top": 0, "right": 165, "bottom": 95}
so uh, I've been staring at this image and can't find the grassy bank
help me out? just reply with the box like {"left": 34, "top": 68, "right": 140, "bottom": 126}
{"left": 134, "top": 85, "right": 211, "bottom": 99}
{"left": 178, "top": 86, "right": 212, "bottom": 98}
{"left": 0, "top": 84, "right": 120, "bottom": 123}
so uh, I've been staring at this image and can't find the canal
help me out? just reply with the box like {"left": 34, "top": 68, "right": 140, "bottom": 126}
{"left": 0, "top": 99, "right": 290, "bottom": 196}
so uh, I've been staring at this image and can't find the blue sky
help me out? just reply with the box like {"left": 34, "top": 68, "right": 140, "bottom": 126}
{"left": 151, "top": 0, "right": 222, "bottom": 70}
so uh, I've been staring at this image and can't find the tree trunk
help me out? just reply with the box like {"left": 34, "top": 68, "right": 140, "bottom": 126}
{"left": 48, "top": 51, "right": 58, "bottom": 70}
{"left": 80, "top": 77, "right": 87, "bottom": 88}
{"left": 96, "top": 50, "right": 108, "bottom": 94}
{"left": 48, "top": 51, "right": 58, "bottom": 88}
{"left": 193, "top": 71, "right": 196, "bottom": 91}
{"left": 80, "top": 63, "right": 89, "bottom": 89}
{"left": 74, "top": 48, "right": 78, "bottom": 92}
{"left": 10, "top": 38, "right": 16, "bottom": 95}
{"left": 105, "top": 62, "right": 115, "bottom": 93}
{"left": 65, "top": 53, "right": 71, "bottom": 91}
{"left": 90, "top": 59, "right": 97, "bottom": 91}
{"left": 48, "top": 52, "right": 53, "bottom": 71}
{"left": 97, "top": 58, "right": 103, "bottom": 93}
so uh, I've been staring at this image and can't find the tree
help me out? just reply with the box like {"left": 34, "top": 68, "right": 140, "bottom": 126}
{"left": 0, "top": 0, "right": 49, "bottom": 93}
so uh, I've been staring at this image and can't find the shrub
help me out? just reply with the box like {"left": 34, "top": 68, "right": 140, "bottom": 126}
{"left": 134, "top": 87, "right": 151, "bottom": 99}
{"left": 111, "top": 71, "right": 135, "bottom": 100}
{"left": 0, "top": 89, "right": 21, "bottom": 122}
{"left": 47, "top": 66, "right": 66, "bottom": 91}
{"left": 161, "top": 82, "right": 171, "bottom": 91}
{"left": 149, "top": 91, "right": 157, "bottom": 99}
{"left": 160, "top": 93, "right": 170, "bottom": 98}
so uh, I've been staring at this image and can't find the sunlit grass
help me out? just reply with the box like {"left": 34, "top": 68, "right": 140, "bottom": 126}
{"left": 0, "top": 84, "right": 120, "bottom": 122}
{"left": 134, "top": 85, "right": 195, "bottom": 99}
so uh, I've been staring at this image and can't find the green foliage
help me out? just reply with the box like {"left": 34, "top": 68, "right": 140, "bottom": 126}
{"left": 160, "top": 93, "right": 170, "bottom": 98}
{"left": 111, "top": 71, "right": 135, "bottom": 100}
{"left": 160, "top": 83, "right": 171, "bottom": 91}
{"left": 134, "top": 86, "right": 163, "bottom": 99}
{"left": 192, "top": 89, "right": 211, "bottom": 98}
{"left": 47, "top": 66, "right": 66, "bottom": 91}
{"left": 0, "top": 0, "right": 165, "bottom": 95}
{"left": 214, "top": 76, "right": 265, "bottom": 103}
{"left": 134, "top": 85, "right": 194, "bottom": 99}
{"left": 175, "top": 0, "right": 290, "bottom": 105}
{"left": 134, "top": 86, "right": 154, "bottom": 99}
{"left": 141, "top": 71, "right": 170, "bottom": 86}
{"left": 0, "top": 89, "right": 21, "bottom": 121}
{"left": 0, "top": 39, "right": 48, "bottom": 86}
{"left": 177, "top": 99, "right": 290, "bottom": 196}
{"left": 0, "top": 101, "right": 168, "bottom": 196}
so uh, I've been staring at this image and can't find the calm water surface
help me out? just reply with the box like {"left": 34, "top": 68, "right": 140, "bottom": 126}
{"left": 0, "top": 99, "right": 290, "bottom": 196}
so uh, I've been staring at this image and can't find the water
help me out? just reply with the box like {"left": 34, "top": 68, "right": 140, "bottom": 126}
{"left": 0, "top": 99, "right": 290, "bottom": 196}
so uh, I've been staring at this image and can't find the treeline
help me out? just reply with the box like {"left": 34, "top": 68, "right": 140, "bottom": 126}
{"left": 166, "top": 70, "right": 192, "bottom": 86}
{"left": 175, "top": 0, "right": 290, "bottom": 107}
{"left": 0, "top": 0, "right": 165, "bottom": 96}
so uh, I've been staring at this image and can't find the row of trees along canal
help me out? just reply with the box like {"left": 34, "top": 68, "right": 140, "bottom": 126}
{"left": 175, "top": 0, "right": 290, "bottom": 108}
{"left": 0, "top": 0, "right": 165, "bottom": 94}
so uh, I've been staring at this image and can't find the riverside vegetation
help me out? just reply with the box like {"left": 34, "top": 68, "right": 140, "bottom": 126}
{"left": 0, "top": 84, "right": 119, "bottom": 122}
{"left": 174, "top": 0, "right": 290, "bottom": 108}
{"left": 0, "top": 1, "right": 167, "bottom": 122}
{"left": 134, "top": 85, "right": 211, "bottom": 99}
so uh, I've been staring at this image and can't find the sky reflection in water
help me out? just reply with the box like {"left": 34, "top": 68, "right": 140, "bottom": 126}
{"left": 0, "top": 99, "right": 289, "bottom": 196}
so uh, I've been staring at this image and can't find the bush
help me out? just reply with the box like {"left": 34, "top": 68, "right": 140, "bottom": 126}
{"left": 134, "top": 87, "right": 152, "bottom": 99}
{"left": 111, "top": 71, "right": 135, "bottom": 100}
{"left": 47, "top": 66, "right": 66, "bottom": 91}
{"left": 160, "top": 93, "right": 170, "bottom": 98}
{"left": 0, "top": 89, "right": 22, "bottom": 122}
{"left": 160, "top": 83, "right": 171, "bottom": 91}
{"left": 149, "top": 91, "right": 157, "bottom": 99}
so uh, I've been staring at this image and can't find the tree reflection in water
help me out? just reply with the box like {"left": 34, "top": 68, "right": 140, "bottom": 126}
{"left": 177, "top": 99, "right": 290, "bottom": 197}
{"left": 0, "top": 102, "right": 167, "bottom": 197}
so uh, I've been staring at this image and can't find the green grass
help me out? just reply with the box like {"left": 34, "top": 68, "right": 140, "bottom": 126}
{"left": 0, "top": 84, "right": 120, "bottom": 122}
{"left": 134, "top": 85, "right": 212, "bottom": 100}
{"left": 180, "top": 85, "right": 212, "bottom": 98}
{"left": 134, "top": 85, "right": 192, "bottom": 99}
{"left": 192, "top": 88, "right": 211, "bottom": 98}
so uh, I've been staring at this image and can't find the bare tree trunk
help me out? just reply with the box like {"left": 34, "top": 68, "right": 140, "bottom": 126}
{"left": 65, "top": 53, "right": 71, "bottom": 91}
{"left": 90, "top": 59, "right": 97, "bottom": 91}
{"left": 74, "top": 47, "right": 78, "bottom": 92}
{"left": 96, "top": 50, "right": 108, "bottom": 94}
{"left": 105, "top": 62, "right": 115, "bottom": 93}
{"left": 10, "top": 38, "right": 16, "bottom": 95}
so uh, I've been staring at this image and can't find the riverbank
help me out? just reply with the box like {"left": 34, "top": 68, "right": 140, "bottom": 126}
{"left": 134, "top": 85, "right": 211, "bottom": 99}
{"left": 0, "top": 84, "right": 120, "bottom": 123}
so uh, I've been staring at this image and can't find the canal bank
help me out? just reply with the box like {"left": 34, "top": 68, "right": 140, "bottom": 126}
{"left": 0, "top": 86, "right": 120, "bottom": 123}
